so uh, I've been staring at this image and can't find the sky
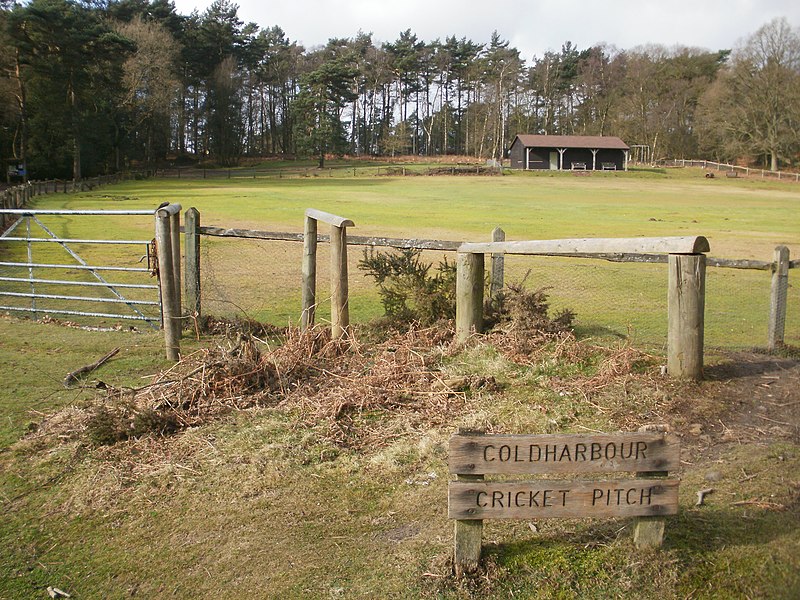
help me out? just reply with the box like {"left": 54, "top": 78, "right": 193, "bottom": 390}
{"left": 170, "top": 0, "right": 800, "bottom": 60}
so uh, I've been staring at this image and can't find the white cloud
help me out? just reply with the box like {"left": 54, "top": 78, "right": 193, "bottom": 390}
{"left": 171, "top": 0, "right": 800, "bottom": 58}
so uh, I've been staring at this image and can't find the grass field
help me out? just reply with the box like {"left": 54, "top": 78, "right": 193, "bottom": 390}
{"left": 5, "top": 164, "right": 799, "bottom": 348}
{"left": 1, "top": 164, "right": 799, "bottom": 599}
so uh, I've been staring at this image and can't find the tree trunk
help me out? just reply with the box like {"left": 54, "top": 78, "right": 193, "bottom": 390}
{"left": 70, "top": 81, "right": 81, "bottom": 182}
{"left": 14, "top": 50, "right": 28, "bottom": 182}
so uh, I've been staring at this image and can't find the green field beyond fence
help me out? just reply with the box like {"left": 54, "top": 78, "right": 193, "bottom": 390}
{"left": 1, "top": 165, "right": 798, "bottom": 352}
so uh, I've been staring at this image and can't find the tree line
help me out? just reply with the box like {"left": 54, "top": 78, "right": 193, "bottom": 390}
{"left": 0, "top": 0, "right": 798, "bottom": 180}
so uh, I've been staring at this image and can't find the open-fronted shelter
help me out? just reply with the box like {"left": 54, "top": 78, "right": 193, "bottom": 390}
{"left": 509, "top": 135, "right": 630, "bottom": 171}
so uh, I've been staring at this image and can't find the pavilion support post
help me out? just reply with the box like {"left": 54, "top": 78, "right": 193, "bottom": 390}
{"left": 557, "top": 148, "right": 567, "bottom": 170}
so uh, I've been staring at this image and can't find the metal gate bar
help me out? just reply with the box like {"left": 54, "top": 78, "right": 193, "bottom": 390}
{"left": 0, "top": 262, "right": 150, "bottom": 273}
{"left": 1, "top": 237, "right": 150, "bottom": 245}
{"left": 0, "top": 208, "right": 160, "bottom": 326}
{"left": 0, "top": 276, "right": 157, "bottom": 289}
{"left": 0, "top": 305, "right": 157, "bottom": 321}
{"left": 0, "top": 291, "right": 160, "bottom": 305}
{"left": 0, "top": 209, "right": 155, "bottom": 216}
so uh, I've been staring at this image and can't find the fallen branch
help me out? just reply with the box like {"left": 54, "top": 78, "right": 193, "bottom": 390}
{"left": 63, "top": 348, "right": 120, "bottom": 387}
{"left": 696, "top": 488, "right": 714, "bottom": 506}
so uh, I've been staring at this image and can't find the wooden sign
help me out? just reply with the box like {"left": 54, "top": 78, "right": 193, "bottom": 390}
{"left": 449, "top": 432, "right": 680, "bottom": 475}
{"left": 449, "top": 431, "right": 681, "bottom": 574}
{"left": 449, "top": 478, "right": 679, "bottom": 520}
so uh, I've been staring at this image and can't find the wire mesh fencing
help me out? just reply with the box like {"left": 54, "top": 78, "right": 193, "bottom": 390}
{"left": 196, "top": 233, "right": 797, "bottom": 353}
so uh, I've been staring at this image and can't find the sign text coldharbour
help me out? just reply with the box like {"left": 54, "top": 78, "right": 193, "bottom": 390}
{"left": 481, "top": 440, "right": 649, "bottom": 464}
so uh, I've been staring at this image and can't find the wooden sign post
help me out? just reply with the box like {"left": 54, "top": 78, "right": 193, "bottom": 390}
{"left": 449, "top": 431, "right": 680, "bottom": 575}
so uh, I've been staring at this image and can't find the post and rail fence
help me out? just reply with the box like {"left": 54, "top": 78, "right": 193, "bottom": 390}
{"left": 1, "top": 200, "right": 795, "bottom": 365}
{"left": 181, "top": 209, "right": 797, "bottom": 376}
{"left": 654, "top": 158, "right": 800, "bottom": 182}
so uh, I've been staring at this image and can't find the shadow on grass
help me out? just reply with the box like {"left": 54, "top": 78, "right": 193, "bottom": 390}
{"left": 485, "top": 503, "right": 798, "bottom": 562}
{"left": 704, "top": 355, "right": 799, "bottom": 381}
{"left": 628, "top": 167, "right": 668, "bottom": 175}
{"left": 572, "top": 324, "right": 628, "bottom": 340}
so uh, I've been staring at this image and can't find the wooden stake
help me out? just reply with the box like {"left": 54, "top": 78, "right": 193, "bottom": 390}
{"left": 667, "top": 254, "right": 705, "bottom": 380}
{"left": 490, "top": 227, "right": 505, "bottom": 298}
{"left": 768, "top": 246, "right": 790, "bottom": 351}
{"left": 184, "top": 207, "right": 201, "bottom": 322}
{"left": 301, "top": 215, "right": 317, "bottom": 329}
{"left": 330, "top": 224, "right": 350, "bottom": 339}
{"left": 156, "top": 209, "right": 180, "bottom": 361}
{"left": 456, "top": 252, "right": 484, "bottom": 343}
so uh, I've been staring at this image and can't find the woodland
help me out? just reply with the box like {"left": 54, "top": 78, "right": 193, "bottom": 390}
{"left": 0, "top": 0, "right": 798, "bottom": 179}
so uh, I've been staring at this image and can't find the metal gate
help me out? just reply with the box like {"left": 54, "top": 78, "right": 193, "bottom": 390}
{"left": 0, "top": 208, "right": 161, "bottom": 327}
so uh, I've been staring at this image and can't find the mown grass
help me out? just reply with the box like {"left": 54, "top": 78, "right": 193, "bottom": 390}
{"left": 1, "top": 320, "right": 798, "bottom": 599}
{"left": 1, "top": 164, "right": 799, "bottom": 598}
{"left": 7, "top": 163, "right": 797, "bottom": 349}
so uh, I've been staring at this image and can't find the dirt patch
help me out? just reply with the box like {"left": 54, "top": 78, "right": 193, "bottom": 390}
{"left": 690, "top": 352, "right": 800, "bottom": 448}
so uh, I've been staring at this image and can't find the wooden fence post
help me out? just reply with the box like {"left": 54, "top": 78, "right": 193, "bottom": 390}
{"left": 768, "top": 246, "right": 790, "bottom": 351}
{"left": 303, "top": 210, "right": 354, "bottom": 336}
{"left": 490, "top": 227, "right": 505, "bottom": 298}
{"left": 184, "top": 207, "right": 201, "bottom": 323}
{"left": 156, "top": 204, "right": 182, "bottom": 361}
{"left": 301, "top": 215, "right": 317, "bottom": 329}
{"left": 456, "top": 251, "right": 484, "bottom": 343}
{"left": 330, "top": 223, "right": 350, "bottom": 339}
{"left": 667, "top": 254, "right": 706, "bottom": 380}
{"left": 170, "top": 210, "right": 182, "bottom": 326}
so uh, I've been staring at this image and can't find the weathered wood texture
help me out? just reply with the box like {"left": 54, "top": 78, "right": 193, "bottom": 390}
{"left": 633, "top": 424, "right": 671, "bottom": 548}
{"left": 155, "top": 207, "right": 181, "bottom": 360}
{"left": 300, "top": 209, "right": 354, "bottom": 339}
{"left": 769, "top": 246, "right": 790, "bottom": 350}
{"left": 667, "top": 254, "right": 706, "bottom": 379}
{"left": 305, "top": 208, "right": 354, "bottom": 228}
{"left": 453, "top": 473, "right": 483, "bottom": 576}
{"left": 169, "top": 211, "right": 181, "bottom": 321}
{"left": 199, "top": 226, "right": 305, "bottom": 242}
{"left": 449, "top": 478, "right": 680, "bottom": 520}
{"left": 330, "top": 224, "right": 350, "bottom": 339}
{"left": 184, "top": 208, "right": 201, "bottom": 321}
{"left": 449, "top": 433, "right": 680, "bottom": 475}
{"left": 456, "top": 252, "right": 484, "bottom": 342}
{"left": 197, "top": 226, "right": 461, "bottom": 251}
{"left": 490, "top": 227, "right": 505, "bottom": 297}
{"left": 459, "top": 236, "right": 710, "bottom": 256}
{"left": 301, "top": 216, "right": 317, "bottom": 329}
{"left": 634, "top": 516, "right": 667, "bottom": 548}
